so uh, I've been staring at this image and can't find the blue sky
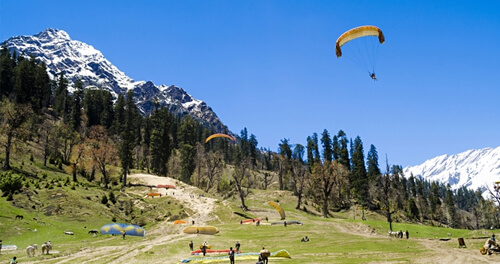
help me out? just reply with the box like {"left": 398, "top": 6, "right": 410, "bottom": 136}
{"left": 1, "top": 0, "right": 499, "bottom": 167}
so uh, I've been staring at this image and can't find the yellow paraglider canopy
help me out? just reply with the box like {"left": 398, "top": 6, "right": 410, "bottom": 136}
{"left": 205, "top": 133, "right": 236, "bottom": 143}
{"left": 335, "top": 25, "right": 385, "bottom": 58}
{"left": 268, "top": 201, "right": 286, "bottom": 220}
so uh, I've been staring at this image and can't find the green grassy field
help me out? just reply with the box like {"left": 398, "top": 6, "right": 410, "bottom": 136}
{"left": 0, "top": 157, "right": 496, "bottom": 263}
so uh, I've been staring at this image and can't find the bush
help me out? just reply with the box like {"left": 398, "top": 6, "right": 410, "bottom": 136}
{"left": 0, "top": 171, "right": 23, "bottom": 196}
{"left": 101, "top": 194, "right": 108, "bottom": 205}
{"left": 109, "top": 191, "right": 116, "bottom": 204}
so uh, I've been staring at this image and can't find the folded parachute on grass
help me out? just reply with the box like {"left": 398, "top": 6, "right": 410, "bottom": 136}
{"left": 191, "top": 249, "right": 241, "bottom": 255}
{"left": 174, "top": 220, "right": 187, "bottom": 225}
{"left": 179, "top": 249, "right": 291, "bottom": 263}
{"left": 271, "top": 220, "right": 303, "bottom": 225}
{"left": 100, "top": 223, "right": 146, "bottom": 237}
{"left": 183, "top": 226, "right": 219, "bottom": 235}
{"left": 268, "top": 201, "right": 285, "bottom": 220}
{"left": 240, "top": 218, "right": 261, "bottom": 224}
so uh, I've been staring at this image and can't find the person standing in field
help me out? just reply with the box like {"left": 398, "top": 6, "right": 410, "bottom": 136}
{"left": 189, "top": 240, "right": 194, "bottom": 251}
{"left": 228, "top": 246, "right": 235, "bottom": 264}
{"left": 235, "top": 241, "right": 240, "bottom": 252}
{"left": 259, "top": 247, "right": 269, "bottom": 264}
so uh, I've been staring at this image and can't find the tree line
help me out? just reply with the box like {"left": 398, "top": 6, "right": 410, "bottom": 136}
{"left": 1, "top": 46, "right": 498, "bottom": 230}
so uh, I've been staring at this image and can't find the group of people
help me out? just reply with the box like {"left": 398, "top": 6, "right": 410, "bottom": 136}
{"left": 189, "top": 240, "right": 271, "bottom": 263}
{"left": 482, "top": 234, "right": 500, "bottom": 255}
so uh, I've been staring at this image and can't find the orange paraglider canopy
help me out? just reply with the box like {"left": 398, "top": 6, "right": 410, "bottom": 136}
{"left": 205, "top": 133, "right": 236, "bottom": 143}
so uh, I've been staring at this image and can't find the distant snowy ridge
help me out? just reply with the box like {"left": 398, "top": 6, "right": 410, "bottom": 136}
{"left": 2, "top": 28, "right": 226, "bottom": 131}
{"left": 403, "top": 146, "right": 500, "bottom": 193}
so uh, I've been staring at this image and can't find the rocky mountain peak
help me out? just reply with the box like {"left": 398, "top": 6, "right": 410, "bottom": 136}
{"left": 2, "top": 28, "right": 228, "bottom": 131}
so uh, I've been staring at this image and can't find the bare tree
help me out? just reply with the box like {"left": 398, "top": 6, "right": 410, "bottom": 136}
{"left": 290, "top": 158, "right": 308, "bottom": 210}
{"left": 69, "top": 143, "right": 86, "bottom": 182}
{"left": 38, "top": 117, "right": 54, "bottom": 167}
{"left": 262, "top": 171, "right": 274, "bottom": 190}
{"left": 311, "top": 160, "right": 348, "bottom": 218}
{"left": 204, "top": 151, "right": 224, "bottom": 192}
{"left": 0, "top": 99, "right": 33, "bottom": 169}
{"left": 84, "top": 126, "right": 119, "bottom": 188}
{"left": 233, "top": 157, "right": 251, "bottom": 211}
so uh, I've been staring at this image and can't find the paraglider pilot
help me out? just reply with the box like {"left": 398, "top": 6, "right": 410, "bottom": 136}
{"left": 370, "top": 72, "right": 377, "bottom": 81}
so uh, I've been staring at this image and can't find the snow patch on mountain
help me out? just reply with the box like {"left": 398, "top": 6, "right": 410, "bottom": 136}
{"left": 403, "top": 146, "right": 500, "bottom": 193}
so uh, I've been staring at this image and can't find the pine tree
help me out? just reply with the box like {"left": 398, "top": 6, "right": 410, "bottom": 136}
{"left": 277, "top": 138, "right": 292, "bottom": 190}
{"left": 113, "top": 93, "right": 125, "bottom": 134}
{"left": 71, "top": 79, "right": 83, "bottom": 131}
{"left": 321, "top": 129, "right": 333, "bottom": 162}
{"left": 0, "top": 45, "right": 16, "bottom": 99}
{"left": 248, "top": 134, "right": 258, "bottom": 168}
{"left": 119, "top": 90, "right": 139, "bottom": 189}
{"left": 83, "top": 89, "right": 114, "bottom": 128}
{"left": 306, "top": 133, "right": 320, "bottom": 171}
{"left": 350, "top": 136, "right": 368, "bottom": 198}
{"left": 445, "top": 184, "right": 456, "bottom": 227}
{"left": 149, "top": 107, "right": 172, "bottom": 176}
{"left": 53, "top": 72, "right": 68, "bottom": 120}
{"left": 179, "top": 115, "right": 198, "bottom": 184}
{"left": 336, "top": 130, "right": 350, "bottom": 170}
{"left": 33, "top": 60, "right": 51, "bottom": 112}
{"left": 366, "top": 144, "right": 381, "bottom": 183}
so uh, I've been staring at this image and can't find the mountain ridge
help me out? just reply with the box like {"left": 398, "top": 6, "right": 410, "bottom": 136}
{"left": 403, "top": 146, "right": 500, "bottom": 193}
{"left": 2, "top": 28, "right": 227, "bottom": 132}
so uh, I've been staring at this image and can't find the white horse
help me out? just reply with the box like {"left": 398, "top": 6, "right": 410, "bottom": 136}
{"left": 42, "top": 241, "right": 52, "bottom": 255}
{"left": 26, "top": 244, "right": 37, "bottom": 257}
{"left": 388, "top": 231, "right": 399, "bottom": 238}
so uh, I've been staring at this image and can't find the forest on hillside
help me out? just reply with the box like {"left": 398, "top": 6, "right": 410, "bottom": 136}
{"left": 1, "top": 46, "right": 500, "bottom": 230}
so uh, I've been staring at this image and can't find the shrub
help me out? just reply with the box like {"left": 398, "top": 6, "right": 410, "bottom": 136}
{"left": 0, "top": 171, "right": 23, "bottom": 196}
{"left": 109, "top": 191, "right": 116, "bottom": 204}
{"left": 101, "top": 195, "right": 108, "bottom": 205}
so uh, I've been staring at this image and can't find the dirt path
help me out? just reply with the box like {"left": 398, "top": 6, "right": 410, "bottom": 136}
{"left": 330, "top": 221, "right": 498, "bottom": 263}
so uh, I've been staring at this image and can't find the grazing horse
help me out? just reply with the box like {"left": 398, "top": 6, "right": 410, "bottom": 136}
{"left": 26, "top": 244, "right": 37, "bottom": 257}
{"left": 15, "top": 215, "right": 23, "bottom": 220}
{"left": 41, "top": 241, "right": 52, "bottom": 255}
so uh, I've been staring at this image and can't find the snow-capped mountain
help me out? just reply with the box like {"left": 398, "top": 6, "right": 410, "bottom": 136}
{"left": 1, "top": 28, "right": 226, "bottom": 131}
{"left": 403, "top": 146, "right": 500, "bottom": 193}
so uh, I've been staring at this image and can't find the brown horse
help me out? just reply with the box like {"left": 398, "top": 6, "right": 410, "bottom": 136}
{"left": 41, "top": 241, "right": 52, "bottom": 255}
